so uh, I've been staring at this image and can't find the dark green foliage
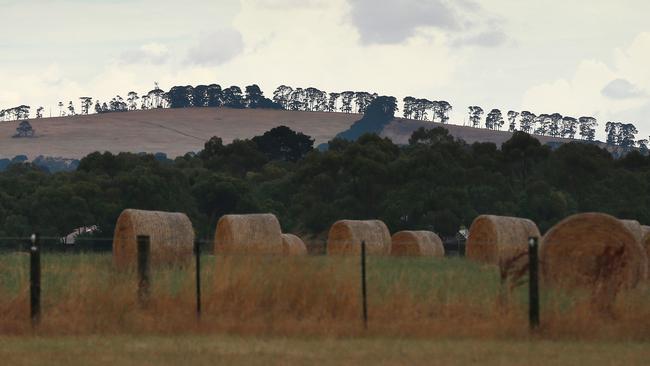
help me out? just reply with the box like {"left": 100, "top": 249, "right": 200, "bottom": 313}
{"left": 333, "top": 96, "right": 398, "bottom": 142}
{"left": 1, "top": 127, "right": 649, "bottom": 241}
{"left": 252, "top": 126, "right": 314, "bottom": 162}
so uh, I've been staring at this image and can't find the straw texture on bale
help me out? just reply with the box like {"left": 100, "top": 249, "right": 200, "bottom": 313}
{"left": 466, "top": 215, "right": 540, "bottom": 265}
{"left": 281, "top": 233, "right": 308, "bottom": 256}
{"left": 620, "top": 220, "right": 648, "bottom": 281}
{"left": 541, "top": 213, "right": 642, "bottom": 290}
{"left": 113, "top": 209, "right": 195, "bottom": 268}
{"left": 214, "top": 214, "right": 283, "bottom": 255}
{"left": 643, "top": 226, "right": 650, "bottom": 276}
{"left": 327, "top": 220, "right": 391, "bottom": 255}
{"left": 391, "top": 231, "right": 444, "bottom": 257}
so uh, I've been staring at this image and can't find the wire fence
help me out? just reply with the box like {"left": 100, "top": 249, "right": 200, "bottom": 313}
{"left": 0, "top": 234, "right": 550, "bottom": 336}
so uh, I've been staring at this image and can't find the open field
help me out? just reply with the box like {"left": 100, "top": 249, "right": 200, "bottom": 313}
{"left": 0, "top": 109, "right": 360, "bottom": 159}
{"left": 1, "top": 335, "right": 649, "bottom": 366}
{"left": 0, "top": 108, "right": 586, "bottom": 160}
{"left": 1, "top": 253, "right": 648, "bottom": 340}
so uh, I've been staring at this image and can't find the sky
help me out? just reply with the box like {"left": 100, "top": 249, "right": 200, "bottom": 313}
{"left": 1, "top": 0, "right": 649, "bottom": 140}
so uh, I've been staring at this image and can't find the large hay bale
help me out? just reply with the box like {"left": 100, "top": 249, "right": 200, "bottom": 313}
{"left": 643, "top": 226, "right": 650, "bottom": 276}
{"left": 620, "top": 219, "right": 648, "bottom": 281}
{"left": 281, "top": 233, "right": 308, "bottom": 256}
{"left": 113, "top": 209, "right": 195, "bottom": 268}
{"left": 466, "top": 215, "right": 540, "bottom": 265}
{"left": 327, "top": 220, "right": 391, "bottom": 255}
{"left": 214, "top": 214, "right": 283, "bottom": 255}
{"left": 391, "top": 231, "right": 444, "bottom": 257}
{"left": 541, "top": 213, "right": 641, "bottom": 290}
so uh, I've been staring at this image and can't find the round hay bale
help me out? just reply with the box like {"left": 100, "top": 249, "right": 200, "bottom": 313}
{"left": 466, "top": 215, "right": 540, "bottom": 265}
{"left": 643, "top": 226, "right": 650, "bottom": 276}
{"left": 620, "top": 219, "right": 648, "bottom": 281}
{"left": 281, "top": 233, "right": 308, "bottom": 256}
{"left": 541, "top": 213, "right": 641, "bottom": 290}
{"left": 391, "top": 231, "right": 444, "bottom": 257}
{"left": 113, "top": 209, "right": 195, "bottom": 268}
{"left": 327, "top": 220, "right": 391, "bottom": 255}
{"left": 214, "top": 213, "right": 283, "bottom": 255}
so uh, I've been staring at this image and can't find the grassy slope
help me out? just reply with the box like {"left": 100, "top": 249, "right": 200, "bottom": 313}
{"left": 0, "top": 108, "right": 593, "bottom": 160}
{"left": 0, "top": 108, "right": 360, "bottom": 159}
{"left": 1, "top": 335, "right": 648, "bottom": 366}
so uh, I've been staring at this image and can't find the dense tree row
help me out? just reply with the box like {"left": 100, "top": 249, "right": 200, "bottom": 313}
{"left": 1, "top": 102, "right": 649, "bottom": 242}
{"left": 1, "top": 83, "right": 646, "bottom": 148}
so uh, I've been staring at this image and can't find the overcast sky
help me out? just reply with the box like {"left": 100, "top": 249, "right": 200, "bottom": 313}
{"left": 1, "top": 0, "right": 649, "bottom": 139}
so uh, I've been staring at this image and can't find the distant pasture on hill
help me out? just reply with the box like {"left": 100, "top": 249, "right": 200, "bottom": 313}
{"left": 0, "top": 108, "right": 360, "bottom": 159}
{"left": 0, "top": 107, "right": 594, "bottom": 160}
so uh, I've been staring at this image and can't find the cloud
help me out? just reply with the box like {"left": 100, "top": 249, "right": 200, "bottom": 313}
{"left": 120, "top": 43, "right": 170, "bottom": 65}
{"left": 601, "top": 78, "right": 645, "bottom": 99}
{"left": 347, "top": 0, "right": 507, "bottom": 47}
{"left": 186, "top": 28, "right": 244, "bottom": 66}
{"left": 348, "top": 0, "right": 461, "bottom": 44}
{"left": 453, "top": 29, "right": 508, "bottom": 48}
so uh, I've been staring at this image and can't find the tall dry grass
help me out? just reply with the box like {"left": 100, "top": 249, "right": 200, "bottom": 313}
{"left": 0, "top": 253, "right": 648, "bottom": 340}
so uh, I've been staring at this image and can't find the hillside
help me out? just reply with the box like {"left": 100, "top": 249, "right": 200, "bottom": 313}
{"left": 0, "top": 108, "right": 360, "bottom": 159}
{"left": 0, "top": 108, "right": 591, "bottom": 160}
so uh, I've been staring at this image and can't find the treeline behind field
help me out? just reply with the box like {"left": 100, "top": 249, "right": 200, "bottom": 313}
{"left": 0, "top": 122, "right": 648, "bottom": 242}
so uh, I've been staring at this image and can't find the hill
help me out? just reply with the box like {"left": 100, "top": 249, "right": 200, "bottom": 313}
{"left": 0, "top": 108, "right": 359, "bottom": 159}
{"left": 0, "top": 107, "right": 595, "bottom": 159}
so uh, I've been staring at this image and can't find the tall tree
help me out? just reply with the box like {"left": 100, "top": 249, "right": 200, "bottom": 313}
{"left": 36, "top": 106, "right": 44, "bottom": 119}
{"left": 605, "top": 122, "right": 619, "bottom": 145}
{"left": 223, "top": 86, "right": 245, "bottom": 108}
{"left": 468, "top": 106, "right": 484, "bottom": 128}
{"left": 206, "top": 84, "right": 223, "bottom": 107}
{"left": 485, "top": 109, "right": 503, "bottom": 130}
{"left": 340, "top": 91, "right": 355, "bottom": 113}
{"left": 403, "top": 97, "right": 416, "bottom": 119}
{"left": 80, "top": 97, "right": 93, "bottom": 115}
{"left": 436, "top": 101, "right": 452, "bottom": 123}
{"left": 67, "top": 101, "right": 76, "bottom": 116}
{"left": 561, "top": 116, "right": 578, "bottom": 139}
{"left": 519, "top": 111, "right": 536, "bottom": 134}
{"left": 578, "top": 116, "right": 597, "bottom": 141}
{"left": 127, "top": 92, "right": 140, "bottom": 110}
{"left": 507, "top": 111, "right": 519, "bottom": 132}
{"left": 272, "top": 85, "right": 293, "bottom": 110}
{"left": 327, "top": 92, "right": 340, "bottom": 112}
{"left": 548, "top": 113, "right": 563, "bottom": 137}
{"left": 619, "top": 123, "right": 638, "bottom": 148}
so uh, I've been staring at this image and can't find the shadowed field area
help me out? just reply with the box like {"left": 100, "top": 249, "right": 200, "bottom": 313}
{"left": 1, "top": 335, "right": 649, "bottom": 366}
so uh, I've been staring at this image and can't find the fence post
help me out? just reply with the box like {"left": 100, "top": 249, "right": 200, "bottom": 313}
{"left": 529, "top": 236, "right": 540, "bottom": 330}
{"left": 137, "top": 235, "right": 150, "bottom": 307}
{"left": 30, "top": 233, "right": 41, "bottom": 327}
{"left": 195, "top": 238, "right": 202, "bottom": 320}
{"left": 361, "top": 240, "right": 368, "bottom": 330}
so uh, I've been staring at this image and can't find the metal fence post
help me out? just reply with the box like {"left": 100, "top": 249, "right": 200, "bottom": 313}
{"left": 529, "top": 236, "right": 540, "bottom": 330}
{"left": 137, "top": 235, "right": 150, "bottom": 307}
{"left": 361, "top": 240, "right": 368, "bottom": 330}
{"left": 195, "top": 239, "right": 202, "bottom": 320}
{"left": 30, "top": 233, "right": 41, "bottom": 327}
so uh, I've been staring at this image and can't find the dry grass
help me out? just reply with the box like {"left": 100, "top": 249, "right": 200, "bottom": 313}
{"left": 0, "top": 108, "right": 360, "bottom": 159}
{"left": 1, "top": 335, "right": 649, "bottom": 366}
{"left": 0, "top": 253, "right": 649, "bottom": 340}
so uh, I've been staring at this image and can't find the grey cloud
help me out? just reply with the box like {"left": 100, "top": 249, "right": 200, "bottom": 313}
{"left": 348, "top": 0, "right": 508, "bottom": 47}
{"left": 602, "top": 79, "right": 645, "bottom": 99}
{"left": 349, "top": 0, "right": 461, "bottom": 44}
{"left": 453, "top": 29, "right": 508, "bottom": 48}
{"left": 187, "top": 28, "right": 244, "bottom": 66}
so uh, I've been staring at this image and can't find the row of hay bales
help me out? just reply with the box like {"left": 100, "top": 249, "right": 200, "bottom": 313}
{"left": 327, "top": 219, "right": 445, "bottom": 257}
{"left": 113, "top": 211, "right": 308, "bottom": 267}
{"left": 465, "top": 213, "right": 650, "bottom": 292}
{"left": 112, "top": 210, "right": 446, "bottom": 267}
